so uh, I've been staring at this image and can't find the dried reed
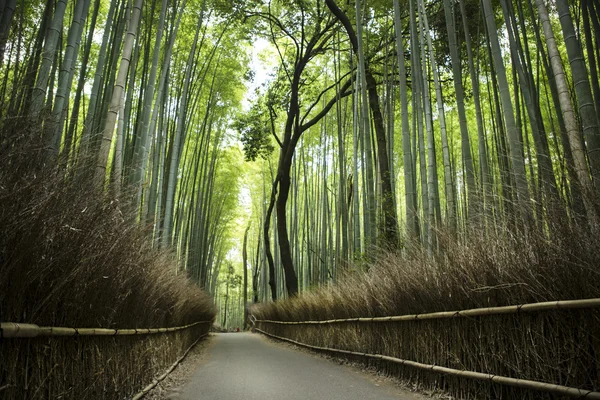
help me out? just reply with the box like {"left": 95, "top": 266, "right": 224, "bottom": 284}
{"left": 0, "top": 122, "right": 216, "bottom": 399}
{"left": 252, "top": 218, "right": 600, "bottom": 399}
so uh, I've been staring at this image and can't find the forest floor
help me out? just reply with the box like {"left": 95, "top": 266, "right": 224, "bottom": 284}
{"left": 147, "top": 332, "right": 438, "bottom": 399}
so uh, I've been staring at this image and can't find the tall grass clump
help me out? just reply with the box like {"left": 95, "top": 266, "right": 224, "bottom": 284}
{"left": 252, "top": 214, "right": 600, "bottom": 399}
{"left": 0, "top": 121, "right": 216, "bottom": 399}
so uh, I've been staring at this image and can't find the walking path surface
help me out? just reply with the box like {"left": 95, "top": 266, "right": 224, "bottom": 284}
{"left": 176, "top": 332, "right": 428, "bottom": 400}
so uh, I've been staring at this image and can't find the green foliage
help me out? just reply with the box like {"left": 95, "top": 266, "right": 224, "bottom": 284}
{"left": 235, "top": 98, "right": 275, "bottom": 161}
{"left": 224, "top": 264, "right": 243, "bottom": 292}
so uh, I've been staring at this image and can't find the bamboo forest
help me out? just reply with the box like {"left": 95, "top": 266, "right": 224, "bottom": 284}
{"left": 1, "top": 0, "right": 600, "bottom": 399}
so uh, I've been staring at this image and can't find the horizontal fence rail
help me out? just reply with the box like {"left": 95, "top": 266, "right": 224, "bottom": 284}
{"left": 254, "top": 298, "right": 600, "bottom": 325}
{"left": 255, "top": 328, "right": 600, "bottom": 399}
{"left": 0, "top": 320, "right": 213, "bottom": 339}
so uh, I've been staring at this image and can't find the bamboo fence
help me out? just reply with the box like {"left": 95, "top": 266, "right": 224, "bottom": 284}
{"left": 130, "top": 332, "right": 209, "bottom": 400}
{"left": 255, "top": 328, "right": 600, "bottom": 399}
{"left": 0, "top": 320, "right": 212, "bottom": 338}
{"left": 253, "top": 298, "right": 600, "bottom": 325}
{"left": 2, "top": 320, "right": 213, "bottom": 399}
{"left": 253, "top": 298, "right": 600, "bottom": 398}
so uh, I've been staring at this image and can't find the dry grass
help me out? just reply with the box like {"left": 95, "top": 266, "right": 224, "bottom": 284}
{"left": 252, "top": 217, "right": 600, "bottom": 398}
{"left": 0, "top": 121, "right": 216, "bottom": 399}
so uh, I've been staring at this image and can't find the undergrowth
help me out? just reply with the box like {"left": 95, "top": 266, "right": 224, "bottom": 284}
{"left": 253, "top": 217, "right": 600, "bottom": 321}
{"left": 0, "top": 122, "right": 215, "bottom": 328}
{"left": 252, "top": 209, "right": 600, "bottom": 398}
{"left": 0, "top": 120, "right": 216, "bottom": 399}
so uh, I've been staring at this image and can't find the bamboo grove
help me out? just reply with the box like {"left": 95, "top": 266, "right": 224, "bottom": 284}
{"left": 237, "top": 0, "right": 600, "bottom": 302}
{"left": 1, "top": 0, "right": 599, "bottom": 312}
{"left": 0, "top": 0, "right": 249, "bottom": 300}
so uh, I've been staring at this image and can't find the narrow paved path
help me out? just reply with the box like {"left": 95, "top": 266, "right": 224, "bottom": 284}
{"left": 177, "top": 333, "right": 427, "bottom": 400}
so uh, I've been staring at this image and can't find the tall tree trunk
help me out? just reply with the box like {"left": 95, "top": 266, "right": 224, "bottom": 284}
{"left": 487, "top": 43, "right": 515, "bottom": 221}
{"left": 502, "top": 0, "right": 561, "bottom": 213}
{"left": 147, "top": 2, "right": 187, "bottom": 225}
{"left": 442, "top": 0, "right": 475, "bottom": 223}
{"left": 536, "top": 0, "right": 598, "bottom": 218}
{"left": 263, "top": 4, "right": 350, "bottom": 297}
{"left": 80, "top": 0, "right": 117, "bottom": 155}
{"left": 555, "top": 0, "right": 600, "bottom": 192}
{"left": 334, "top": 33, "right": 349, "bottom": 263}
{"left": 64, "top": 0, "right": 101, "bottom": 161}
{"left": 353, "top": 0, "right": 376, "bottom": 248}
{"left": 276, "top": 156, "right": 299, "bottom": 295}
{"left": 162, "top": 10, "right": 203, "bottom": 245}
{"left": 352, "top": 73, "right": 361, "bottom": 253}
{"left": 0, "top": 0, "right": 16, "bottom": 67}
{"left": 482, "top": 0, "right": 531, "bottom": 218}
{"left": 421, "top": 1, "right": 454, "bottom": 230}
{"left": 30, "top": 0, "right": 68, "bottom": 118}
{"left": 95, "top": 0, "right": 143, "bottom": 187}
{"left": 264, "top": 178, "right": 278, "bottom": 301}
{"left": 410, "top": 0, "right": 429, "bottom": 246}
{"left": 147, "top": 75, "right": 167, "bottom": 226}
{"left": 393, "top": 0, "right": 417, "bottom": 240}
{"left": 325, "top": 0, "right": 398, "bottom": 246}
{"left": 223, "top": 269, "right": 230, "bottom": 328}
{"left": 131, "top": 0, "right": 169, "bottom": 207}
{"left": 419, "top": 5, "right": 441, "bottom": 249}
{"left": 113, "top": 78, "right": 127, "bottom": 195}
{"left": 253, "top": 233, "right": 260, "bottom": 303}
{"left": 583, "top": 0, "right": 600, "bottom": 118}
{"left": 525, "top": 0, "right": 584, "bottom": 218}
{"left": 48, "top": 0, "right": 91, "bottom": 156}
{"left": 459, "top": 0, "right": 492, "bottom": 217}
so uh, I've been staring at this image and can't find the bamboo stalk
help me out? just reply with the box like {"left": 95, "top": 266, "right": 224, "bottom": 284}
{"left": 254, "top": 298, "right": 600, "bottom": 325}
{"left": 130, "top": 333, "right": 209, "bottom": 400}
{"left": 256, "top": 328, "right": 600, "bottom": 399}
{"left": 0, "top": 321, "right": 212, "bottom": 339}
{"left": 0, "top": 323, "right": 39, "bottom": 338}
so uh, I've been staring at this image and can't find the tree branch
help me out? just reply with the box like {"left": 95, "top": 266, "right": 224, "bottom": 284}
{"left": 324, "top": 0, "right": 358, "bottom": 53}
{"left": 300, "top": 78, "right": 353, "bottom": 133}
{"left": 300, "top": 69, "right": 355, "bottom": 126}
